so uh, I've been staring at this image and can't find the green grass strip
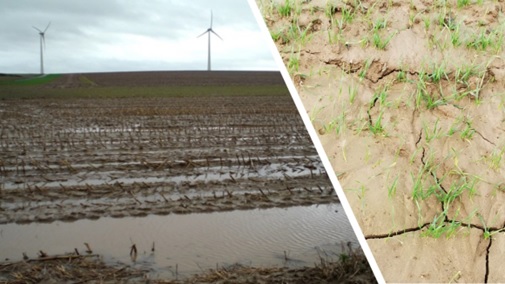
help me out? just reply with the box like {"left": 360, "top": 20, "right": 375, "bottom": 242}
{"left": 0, "top": 74, "right": 61, "bottom": 86}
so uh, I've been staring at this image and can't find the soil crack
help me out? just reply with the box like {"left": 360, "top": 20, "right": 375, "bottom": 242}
{"left": 474, "top": 130, "right": 497, "bottom": 146}
{"left": 484, "top": 237, "right": 492, "bottom": 283}
{"left": 365, "top": 223, "right": 430, "bottom": 239}
{"left": 366, "top": 95, "right": 379, "bottom": 130}
{"left": 324, "top": 58, "right": 418, "bottom": 84}
{"left": 415, "top": 129, "right": 422, "bottom": 147}
{"left": 365, "top": 219, "right": 497, "bottom": 240}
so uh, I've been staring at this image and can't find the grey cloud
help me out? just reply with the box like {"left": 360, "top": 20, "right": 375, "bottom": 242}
{"left": 0, "top": 0, "right": 277, "bottom": 73}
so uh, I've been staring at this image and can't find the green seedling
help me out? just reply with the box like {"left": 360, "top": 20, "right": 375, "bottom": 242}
{"left": 396, "top": 68, "right": 407, "bottom": 82}
{"left": 369, "top": 111, "right": 385, "bottom": 135}
{"left": 457, "top": 0, "right": 470, "bottom": 8}
{"left": 327, "top": 27, "right": 344, "bottom": 45}
{"left": 455, "top": 64, "right": 479, "bottom": 85}
{"left": 486, "top": 147, "right": 505, "bottom": 170}
{"left": 466, "top": 29, "right": 500, "bottom": 51}
{"left": 447, "top": 123, "right": 458, "bottom": 136}
{"left": 411, "top": 151, "right": 440, "bottom": 200}
{"left": 358, "top": 59, "right": 372, "bottom": 81}
{"left": 294, "top": 22, "right": 313, "bottom": 45}
{"left": 425, "top": 94, "right": 446, "bottom": 109}
{"left": 287, "top": 51, "right": 300, "bottom": 74}
{"left": 463, "top": 76, "right": 485, "bottom": 102}
{"left": 388, "top": 176, "right": 399, "bottom": 198}
{"left": 477, "top": 213, "right": 505, "bottom": 239}
{"left": 443, "top": 14, "right": 458, "bottom": 31}
{"left": 465, "top": 176, "right": 479, "bottom": 199}
{"left": 335, "top": 16, "right": 345, "bottom": 30}
{"left": 325, "top": 4, "right": 337, "bottom": 19}
{"left": 348, "top": 183, "right": 368, "bottom": 210}
{"left": 437, "top": 179, "right": 468, "bottom": 211}
{"left": 423, "top": 17, "right": 431, "bottom": 30}
{"left": 429, "top": 62, "right": 448, "bottom": 83}
{"left": 373, "top": 18, "right": 387, "bottom": 31}
{"left": 459, "top": 121, "right": 475, "bottom": 141}
{"left": 414, "top": 70, "right": 428, "bottom": 109}
{"left": 411, "top": 168, "right": 425, "bottom": 200}
{"left": 371, "top": 85, "right": 390, "bottom": 107}
{"left": 353, "top": 119, "right": 368, "bottom": 135}
{"left": 449, "top": 24, "right": 461, "bottom": 46}
{"left": 423, "top": 119, "right": 443, "bottom": 143}
{"left": 408, "top": 11, "right": 416, "bottom": 28}
{"left": 349, "top": 84, "right": 358, "bottom": 104}
{"left": 414, "top": 70, "right": 445, "bottom": 109}
{"left": 327, "top": 29, "right": 335, "bottom": 44}
{"left": 437, "top": 11, "right": 448, "bottom": 27}
{"left": 342, "top": 6, "right": 355, "bottom": 24}
{"left": 423, "top": 149, "right": 438, "bottom": 174}
{"left": 483, "top": 228, "right": 505, "bottom": 240}
{"left": 372, "top": 31, "right": 396, "bottom": 50}
{"left": 271, "top": 30, "right": 283, "bottom": 42}
{"left": 256, "top": 0, "right": 273, "bottom": 16}
{"left": 325, "top": 111, "right": 346, "bottom": 135}
{"left": 409, "top": 147, "right": 422, "bottom": 164}
{"left": 277, "top": 0, "right": 293, "bottom": 17}
{"left": 422, "top": 213, "right": 461, "bottom": 239}
{"left": 293, "top": 1, "right": 302, "bottom": 17}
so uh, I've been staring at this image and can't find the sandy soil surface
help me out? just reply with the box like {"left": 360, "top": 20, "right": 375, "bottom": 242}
{"left": 258, "top": 0, "right": 505, "bottom": 282}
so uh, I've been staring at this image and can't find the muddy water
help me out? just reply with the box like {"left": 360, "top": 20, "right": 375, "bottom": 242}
{"left": 0, "top": 203, "right": 354, "bottom": 279}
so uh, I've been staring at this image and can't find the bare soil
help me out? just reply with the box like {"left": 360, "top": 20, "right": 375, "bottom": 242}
{"left": 51, "top": 71, "right": 286, "bottom": 87}
{"left": 258, "top": 0, "right": 505, "bottom": 282}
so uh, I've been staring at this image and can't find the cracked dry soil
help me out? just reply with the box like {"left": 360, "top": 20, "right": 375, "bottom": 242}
{"left": 259, "top": 0, "right": 505, "bottom": 282}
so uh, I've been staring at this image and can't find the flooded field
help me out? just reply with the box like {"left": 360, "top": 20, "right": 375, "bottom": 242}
{"left": 0, "top": 71, "right": 373, "bottom": 282}
{"left": 0, "top": 96, "right": 337, "bottom": 225}
{"left": 0, "top": 203, "right": 355, "bottom": 279}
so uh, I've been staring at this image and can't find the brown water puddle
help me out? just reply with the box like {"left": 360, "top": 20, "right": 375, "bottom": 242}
{"left": 0, "top": 203, "right": 355, "bottom": 279}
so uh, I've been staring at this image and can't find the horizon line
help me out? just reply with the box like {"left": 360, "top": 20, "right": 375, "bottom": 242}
{"left": 0, "top": 69, "right": 281, "bottom": 76}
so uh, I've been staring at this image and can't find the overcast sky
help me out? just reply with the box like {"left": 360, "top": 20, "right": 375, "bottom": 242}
{"left": 0, "top": 0, "right": 279, "bottom": 74}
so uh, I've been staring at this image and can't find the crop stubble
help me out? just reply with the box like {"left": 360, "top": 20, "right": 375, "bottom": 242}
{"left": 0, "top": 89, "right": 337, "bottom": 224}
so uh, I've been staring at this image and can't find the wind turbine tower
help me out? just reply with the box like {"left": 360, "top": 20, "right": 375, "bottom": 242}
{"left": 33, "top": 22, "right": 51, "bottom": 75}
{"left": 197, "top": 11, "right": 222, "bottom": 71}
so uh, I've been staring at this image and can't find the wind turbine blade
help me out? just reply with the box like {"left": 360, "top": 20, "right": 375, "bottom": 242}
{"left": 210, "top": 30, "right": 223, "bottom": 40}
{"left": 197, "top": 30, "right": 209, "bottom": 38}
{"left": 44, "top": 21, "right": 51, "bottom": 33}
{"left": 33, "top": 26, "right": 43, "bottom": 33}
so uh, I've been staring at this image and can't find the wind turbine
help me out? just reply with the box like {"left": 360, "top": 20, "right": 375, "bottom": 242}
{"left": 33, "top": 22, "right": 51, "bottom": 75}
{"left": 197, "top": 11, "right": 222, "bottom": 71}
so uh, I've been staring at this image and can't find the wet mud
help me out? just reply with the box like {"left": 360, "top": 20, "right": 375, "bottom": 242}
{"left": 0, "top": 95, "right": 336, "bottom": 225}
